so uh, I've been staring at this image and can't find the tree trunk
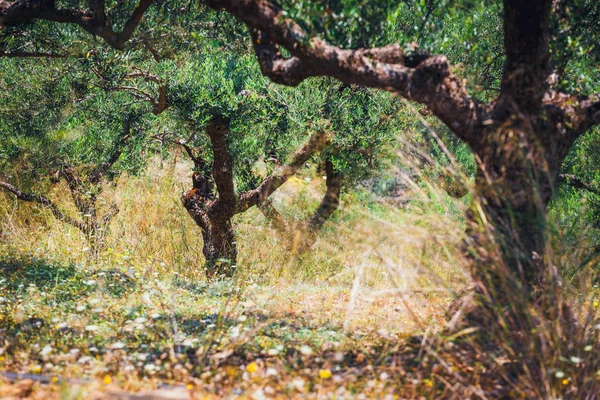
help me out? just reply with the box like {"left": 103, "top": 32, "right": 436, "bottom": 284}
{"left": 201, "top": 217, "right": 237, "bottom": 279}
{"left": 180, "top": 116, "right": 239, "bottom": 280}
{"left": 467, "top": 112, "right": 567, "bottom": 295}
{"left": 259, "top": 160, "right": 342, "bottom": 252}
{"left": 181, "top": 124, "right": 331, "bottom": 280}
{"left": 300, "top": 160, "right": 342, "bottom": 249}
{"left": 182, "top": 188, "right": 238, "bottom": 279}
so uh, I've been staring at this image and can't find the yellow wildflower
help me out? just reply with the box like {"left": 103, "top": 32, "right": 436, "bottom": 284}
{"left": 246, "top": 362, "right": 258, "bottom": 373}
{"left": 319, "top": 369, "right": 332, "bottom": 379}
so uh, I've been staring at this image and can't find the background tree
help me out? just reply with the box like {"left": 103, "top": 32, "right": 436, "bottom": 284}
{"left": 161, "top": 48, "right": 401, "bottom": 277}
{"left": 0, "top": 56, "right": 149, "bottom": 254}
{"left": 5, "top": 0, "right": 600, "bottom": 299}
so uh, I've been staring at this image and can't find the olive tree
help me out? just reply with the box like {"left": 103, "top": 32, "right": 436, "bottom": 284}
{"left": 160, "top": 48, "right": 400, "bottom": 277}
{"left": 4, "top": 0, "right": 600, "bottom": 289}
{"left": 0, "top": 58, "right": 148, "bottom": 254}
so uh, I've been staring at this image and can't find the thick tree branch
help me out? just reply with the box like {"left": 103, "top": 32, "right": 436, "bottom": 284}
{"left": 208, "top": 0, "right": 482, "bottom": 145}
{"left": 559, "top": 174, "right": 600, "bottom": 196}
{"left": 181, "top": 189, "right": 211, "bottom": 231}
{"left": 237, "top": 129, "right": 331, "bottom": 213}
{"left": 0, "top": 181, "right": 86, "bottom": 231}
{"left": 1, "top": 0, "right": 153, "bottom": 50}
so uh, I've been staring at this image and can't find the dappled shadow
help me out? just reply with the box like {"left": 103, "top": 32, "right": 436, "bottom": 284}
{"left": 0, "top": 255, "right": 515, "bottom": 398}
{"left": 0, "top": 254, "right": 137, "bottom": 301}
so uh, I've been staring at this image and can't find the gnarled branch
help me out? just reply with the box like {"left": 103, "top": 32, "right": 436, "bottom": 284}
{"left": 0, "top": 180, "right": 86, "bottom": 231}
{"left": 1, "top": 0, "right": 153, "bottom": 50}
{"left": 237, "top": 129, "right": 331, "bottom": 213}
{"left": 208, "top": 0, "right": 482, "bottom": 145}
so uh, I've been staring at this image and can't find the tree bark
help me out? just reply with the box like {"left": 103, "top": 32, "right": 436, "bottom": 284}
{"left": 180, "top": 116, "right": 238, "bottom": 278}
{"left": 202, "top": 218, "right": 238, "bottom": 279}
{"left": 182, "top": 191, "right": 238, "bottom": 278}
{"left": 0, "top": 0, "right": 153, "bottom": 49}
{"left": 468, "top": 124, "right": 554, "bottom": 290}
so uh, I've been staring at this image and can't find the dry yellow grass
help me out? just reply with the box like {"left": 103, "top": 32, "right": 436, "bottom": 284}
{"left": 0, "top": 153, "right": 469, "bottom": 334}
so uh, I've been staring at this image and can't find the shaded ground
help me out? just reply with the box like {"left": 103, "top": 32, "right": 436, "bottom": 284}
{"left": 0, "top": 255, "right": 521, "bottom": 398}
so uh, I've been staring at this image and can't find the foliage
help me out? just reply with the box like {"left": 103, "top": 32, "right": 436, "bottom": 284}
{"left": 166, "top": 45, "right": 403, "bottom": 193}
{"left": 3, "top": 0, "right": 600, "bottom": 397}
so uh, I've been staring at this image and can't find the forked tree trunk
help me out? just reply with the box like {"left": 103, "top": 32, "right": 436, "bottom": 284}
{"left": 180, "top": 117, "right": 330, "bottom": 279}
{"left": 180, "top": 117, "right": 238, "bottom": 279}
